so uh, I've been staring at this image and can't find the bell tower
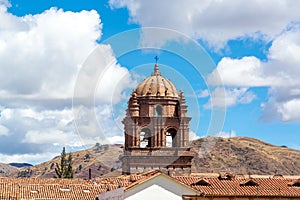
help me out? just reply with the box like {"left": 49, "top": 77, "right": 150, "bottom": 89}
{"left": 121, "top": 63, "right": 194, "bottom": 175}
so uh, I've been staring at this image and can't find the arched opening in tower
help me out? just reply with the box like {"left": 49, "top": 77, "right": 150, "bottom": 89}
{"left": 174, "top": 102, "right": 180, "bottom": 117}
{"left": 140, "top": 128, "right": 152, "bottom": 148}
{"left": 166, "top": 128, "right": 177, "bottom": 147}
{"left": 155, "top": 105, "right": 163, "bottom": 116}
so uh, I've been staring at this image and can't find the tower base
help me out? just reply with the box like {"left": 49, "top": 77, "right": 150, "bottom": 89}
{"left": 121, "top": 147, "right": 194, "bottom": 176}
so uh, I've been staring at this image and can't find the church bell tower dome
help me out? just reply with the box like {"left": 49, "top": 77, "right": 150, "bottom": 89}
{"left": 135, "top": 64, "right": 179, "bottom": 97}
{"left": 122, "top": 61, "right": 193, "bottom": 175}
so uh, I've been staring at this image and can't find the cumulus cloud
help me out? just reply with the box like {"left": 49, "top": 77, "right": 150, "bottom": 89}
{"left": 0, "top": 124, "right": 9, "bottom": 136}
{"left": 208, "top": 25, "right": 300, "bottom": 122}
{"left": 277, "top": 99, "right": 300, "bottom": 122}
{"left": 74, "top": 44, "right": 137, "bottom": 105}
{"left": 22, "top": 130, "right": 79, "bottom": 146}
{"left": 71, "top": 43, "right": 137, "bottom": 148}
{"left": 0, "top": 5, "right": 28, "bottom": 31}
{"left": 107, "top": 135, "right": 124, "bottom": 144}
{"left": 0, "top": 0, "right": 10, "bottom": 7}
{"left": 0, "top": 152, "right": 59, "bottom": 164}
{"left": 0, "top": 107, "right": 76, "bottom": 156}
{"left": 0, "top": 7, "right": 101, "bottom": 99}
{"left": 203, "top": 87, "right": 256, "bottom": 109}
{"left": 73, "top": 103, "right": 126, "bottom": 147}
{"left": 0, "top": 103, "right": 126, "bottom": 164}
{"left": 189, "top": 131, "right": 200, "bottom": 141}
{"left": 207, "top": 57, "right": 283, "bottom": 87}
{"left": 108, "top": 0, "right": 300, "bottom": 123}
{"left": 215, "top": 130, "right": 236, "bottom": 138}
{"left": 0, "top": 5, "right": 136, "bottom": 164}
{"left": 197, "top": 89, "right": 210, "bottom": 98}
{"left": 261, "top": 87, "right": 300, "bottom": 122}
{"left": 109, "top": 0, "right": 300, "bottom": 49}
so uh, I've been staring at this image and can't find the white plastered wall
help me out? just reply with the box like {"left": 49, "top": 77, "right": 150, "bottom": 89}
{"left": 125, "top": 174, "right": 197, "bottom": 200}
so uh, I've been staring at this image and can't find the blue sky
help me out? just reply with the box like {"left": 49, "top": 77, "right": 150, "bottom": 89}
{"left": 0, "top": 0, "right": 300, "bottom": 164}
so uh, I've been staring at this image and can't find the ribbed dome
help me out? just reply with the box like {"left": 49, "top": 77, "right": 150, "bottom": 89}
{"left": 135, "top": 64, "right": 178, "bottom": 97}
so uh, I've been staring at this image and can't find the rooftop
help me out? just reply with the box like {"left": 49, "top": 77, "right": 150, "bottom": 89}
{"left": 175, "top": 173, "right": 300, "bottom": 197}
{"left": 1, "top": 171, "right": 300, "bottom": 199}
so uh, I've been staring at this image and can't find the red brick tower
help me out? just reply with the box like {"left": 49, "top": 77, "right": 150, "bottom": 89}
{"left": 122, "top": 64, "right": 194, "bottom": 175}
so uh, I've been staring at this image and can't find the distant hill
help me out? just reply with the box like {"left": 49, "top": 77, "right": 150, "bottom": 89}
{"left": 0, "top": 163, "right": 18, "bottom": 177}
{"left": 11, "top": 144, "right": 124, "bottom": 178}
{"left": 190, "top": 137, "right": 300, "bottom": 175}
{"left": 7, "top": 137, "right": 300, "bottom": 178}
{"left": 9, "top": 163, "right": 33, "bottom": 168}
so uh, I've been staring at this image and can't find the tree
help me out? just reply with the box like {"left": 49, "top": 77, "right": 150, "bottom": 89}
{"left": 55, "top": 147, "right": 66, "bottom": 178}
{"left": 66, "top": 153, "right": 74, "bottom": 178}
{"left": 95, "top": 142, "right": 101, "bottom": 152}
{"left": 84, "top": 153, "right": 90, "bottom": 162}
{"left": 55, "top": 147, "right": 73, "bottom": 178}
{"left": 50, "top": 163, "right": 55, "bottom": 169}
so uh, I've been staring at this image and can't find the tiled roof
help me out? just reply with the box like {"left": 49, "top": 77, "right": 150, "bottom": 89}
{"left": 92, "top": 170, "right": 161, "bottom": 192}
{"left": 174, "top": 175, "right": 300, "bottom": 197}
{"left": 0, "top": 171, "right": 161, "bottom": 199}
{"left": 0, "top": 178, "right": 106, "bottom": 199}
{"left": 1, "top": 171, "right": 300, "bottom": 199}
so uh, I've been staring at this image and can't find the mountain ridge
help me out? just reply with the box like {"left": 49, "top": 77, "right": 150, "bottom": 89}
{"left": 9, "top": 163, "right": 33, "bottom": 168}
{"left": 0, "top": 163, "right": 18, "bottom": 177}
{"left": 3, "top": 136, "right": 300, "bottom": 178}
{"left": 191, "top": 136, "right": 300, "bottom": 175}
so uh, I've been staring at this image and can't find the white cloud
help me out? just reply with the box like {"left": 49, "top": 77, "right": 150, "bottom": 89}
{"left": 0, "top": 0, "right": 10, "bottom": 7}
{"left": 0, "top": 7, "right": 101, "bottom": 99}
{"left": 0, "top": 5, "right": 27, "bottom": 31}
{"left": 0, "top": 106, "right": 104, "bottom": 164}
{"left": 262, "top": 91, "right": 300, "bottom": 122}
{"left": 208, "top": 57, "right": 279, "bottom": 87}
{"left": 0, "top": 108, "right": 12, "bottom": 119}
{"left": 277, "top": 99, "right": 300, "bottom": 122}
{"left": 204, "top": 87, "right": 256, "bottom": 109}
{"left": 0, "top": 5, "right": 137, "bottom": 164}
{"left": 0, "top": 124, "right": 9, "bottom": 136}
{"left": 0, "top": 107, "right": 75, "bottom": 142}
{"left": 109, "top": 0, "right": 300, "bottom": 49}
{"left": 215, "top": 130, "right": 236, "bottom": 138}
{"left": 208, "top": 56, "right": 299, "bottom": 88}
{"left": 207, "top": 25, "right": 300, "bottom": 122}
{"left": 107, "top": 135, "right": 124, "bottom": 144}
{"left": 22, "top": 130, "right": 81, "bottom": 147}
{"left": 73, "top": 44, "right": 137, "bottom": 105}
{"left": 0, "top": 152, "right": 58, "bottom": 165}
{"left": 208, "top": 25, "right": 300, "bottom": 89}
{"left": 189, "top": 131, "right": 200, "bottom": 141}
{"left": 96, "top": 62, "right": 132, "bottom": 104}
{"left": 197, "top": 89, "right": 209, "bottom": 98}
{"left": 73, "top": 104, "right": 125, "bottom": 147}
{"left": 0, "top": 103, "right": 125, "bottom": 160}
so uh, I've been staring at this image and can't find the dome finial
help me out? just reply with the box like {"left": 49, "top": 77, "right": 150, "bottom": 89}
{"left": 154, "top": 55, "right": 159, "bottom": 64}
{"left": 152, "top": 56, "right": 161, "bottom": 76}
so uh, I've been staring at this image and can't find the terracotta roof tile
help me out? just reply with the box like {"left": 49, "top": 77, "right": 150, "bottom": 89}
{"left": 0, "top": 178, "right": 106, "bottom": 199}
{"left": 2, "top": 171, "right": 300, "bottom": 199}
{"left": 174, "top": 175, "right": 300, "bottom": 197}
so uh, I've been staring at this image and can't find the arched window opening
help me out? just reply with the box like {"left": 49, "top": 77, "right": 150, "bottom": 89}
{"left": 166, "top": 133, "right": 172, "bottom": 147}
{"left": 140, "top": 128, "right": 151, "bottom": 148}
{"left": 166, "top": 128, "right": 177, "bottom": 147}
{"left": 155, "top": 105, "right": 163, "bottom": 116}
{"left": 174, "top": 102, "right": 179, "bottom": 117}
